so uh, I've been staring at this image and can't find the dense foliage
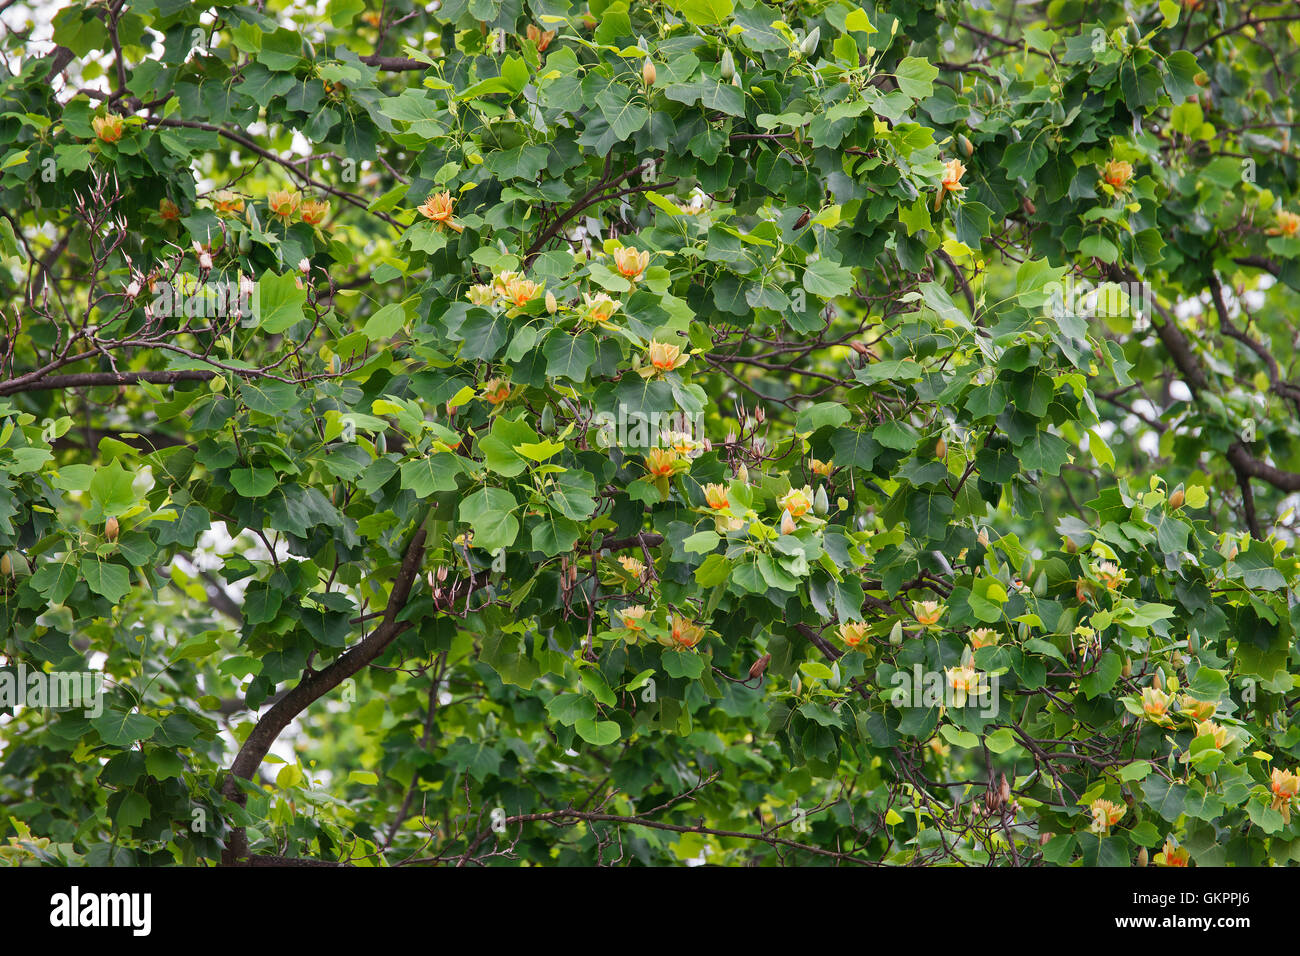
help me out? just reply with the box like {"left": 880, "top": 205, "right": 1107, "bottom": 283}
{"left": 3, "top": 0, "right": 1300, "bottom": 867}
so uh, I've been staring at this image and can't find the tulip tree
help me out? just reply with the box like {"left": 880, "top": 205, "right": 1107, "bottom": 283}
{"left": 3, "top": 0, "right": 1300, "bottom": 867}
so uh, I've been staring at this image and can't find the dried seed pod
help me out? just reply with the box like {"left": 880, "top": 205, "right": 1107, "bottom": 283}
{"left": 105, "top": 517, "right": 120, "bottom": 542}
{"left": 748, "top": 653, "right": 771, "bottom": 680}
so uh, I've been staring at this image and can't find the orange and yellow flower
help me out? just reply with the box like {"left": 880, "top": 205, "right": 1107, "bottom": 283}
{"left": 502, "top": 276, "right": 542, "bottom": 309}
{"left": 1154, "top": 838, "right": 1189, "bottom": 867}
{"left": 613, "top": 246, "right": 650, "bottom": 280}
{"left": 268, "top": 188, "right": 301, "bottom": 221}
{"left": 300, "top": 199, "right": 330, "bottom": 225}
{"left": 810, "top": 458, "right": 834, "bottom": 477}
{"left": 940, "top": 158, "right": 966, "bottom": 193}
{"left": 466, "top": 283, "right": 496, "bottom": 306}
{"left": 618, "top": 555, "right": 648, "bottom": 579}
{"left": 1095, "top": 560, "right": 1126, "bottom": 591}
{"left": 644, "top": 447, "right": 679, "bottom": 478}
{"left": 969, "top": 627, "right": 999, "bottom": 650}
{"left": 1179, "top": 695, "right": 1216, "bottom": 721}
{"left": 946, "top": 661, "right": 981, "bottom": 703}
{"left": 526, "top": 24, "right": 557, "bottom": 51}
{"left": 481, "top": 378, "right": 512, "bottom": 405}
{"left": 1142, "top": 686, "right": 1173, "bottom": 722}
{"left": 580, "top": 292, "right": 620, "bottom": 326}
{"left": 670, "top": 615, "right": 705, "bottom": 649}
{"left": 1194, "top": 720, "right": 1229, "bottom": 750}
{"left": 1270, "top": 768, "right": 1300, "bottom": 823}
{"left": 779, "top": 486, "right": 813, "bottom": 521}
{"left": 619, "top": 605, "right": 647, "bottom": 631}
{"left": 92, "top": 114, "right": 124, "bottom": 143}
{"left": 663, "top": 431, "right": 701, "bottom": 458}
{"left": 644, "top": 340, "right": 689, "bottom": 375}
{"left": 1268, "top": 210, "right": 1300, "bottom": 238}
{"left": 212, "top": 190, "right": 245, "bottom": 215}
{"left": 1102, "top": 158, "right": 1133, "bottom": 191}
{"left": 703, "top": 483, "right": 730, "bottom": 511}
{"left": 159, "top": 198, "right": 180, "bottom": 221}
{"left": 913, "top": 600, "right": 945, "bottom": 626}
{"left": 839, "top": 622, "right": 868, "bottom": 648}
{"left": 418, "top": 191, "right": 463, "bottom": 232}
{"left": 1089, "top": 798, "right": 1125, "bottom": 834}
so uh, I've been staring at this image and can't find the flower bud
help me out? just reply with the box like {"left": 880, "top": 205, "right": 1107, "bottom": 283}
{"left": 720, "top": 49, "right": 735, "bottom": 80}
{"left": 0, "top": 553, "right": 11, "bottom": 577}
{"left": 642, "top": 59, "right": 656, "bottom": 87}
{"left": 298, "top": 257, "right": 310, "bottom": 274}
{"left": 540, "top": 404, "right": 556, "bottom": 434}
{"left": 889, "top": 620, "right": 903, "bottom": 645}
{"left": 545, "top": 291, "right": 558, "bottom": 313}
{"left": 958, "top": 133, "right": 973, "bottom": 157}
{"left": 1169, "top": 488, "right": 1185, "bottom": 510}
{"left": 1137, "top": 847, "right": 1149, "bottom": 867}
{"left": 799, "top": 27, "right": 820, "bottom": 54}
{"left": 105, "top": 517, "right": 120, "bottom": 542}
{"left": 813, "top": 485, "right": 829, "bottom": 515}
{"left": 780, "top": 509, "right": 796, "bottom": 535}
{"left": 935, "top": 437, "right": 947, "bottom": 459}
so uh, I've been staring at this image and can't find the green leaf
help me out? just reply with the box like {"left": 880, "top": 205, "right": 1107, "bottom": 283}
{"left": 92, "top": 710, "right": 160, "bottom": 747}
{"left": 253, "top": 270, "right": 308, "bottom": 333}
{"left": 361, "top": 302, "right": 407, "bottom": 340}
{"left": 895, "top": 57, "right": 939, "bottom": 99}
{"left": 459, "top": 487, "right": 520, "bottom": 552}
{"left": 574, "top": 718, "right": 621, "bottom": 746}
{"left": 80, "top": 557, "right": 131, "bottom": 603}
{"left": 669, "top": 0, "right": 733, "bottom": 27}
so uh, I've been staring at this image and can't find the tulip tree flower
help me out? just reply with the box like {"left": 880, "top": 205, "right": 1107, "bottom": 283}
{"left": 1270, "top": 768, "right": 1300, "bottom": 823}
{"left": 417, "top": 191, "right": 463, "bottom": 232}
{"left": 1268, "top": 209, "right": 1300, "bottom": 237}
{"left": 1088, "top": 798, "right": 1125, "bottom": 834}
{"left": 913, "top": 600, "right": 945, "bottom": 626}
{"left": 838, "top": 622, "right": 868, "bottom": 647}
{"left": 1102, "top": 158, "right": 1133, "bottom": 191}
{"left": 1153, "top": 839, "right": 1189, "bottom": 867}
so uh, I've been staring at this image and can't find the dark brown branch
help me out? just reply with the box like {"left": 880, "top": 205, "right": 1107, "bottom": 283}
{"left": 0, "top": 369, "right": 215, "bottom": 396}
{"left": 220, "top": 508, "right": 433, "bottom": 864}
